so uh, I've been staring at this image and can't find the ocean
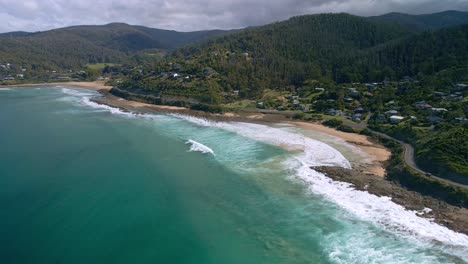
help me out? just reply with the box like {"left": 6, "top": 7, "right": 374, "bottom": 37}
{"left": 0, "top": 86, "right": 467, "bottom": 263}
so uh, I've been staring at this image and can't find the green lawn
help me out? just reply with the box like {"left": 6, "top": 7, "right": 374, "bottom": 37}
{"left": 86, "top": 63, "right": 119, "bottom": 70}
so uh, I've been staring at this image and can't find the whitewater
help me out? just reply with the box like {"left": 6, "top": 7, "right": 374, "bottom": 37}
{"left": 56, "top": 86, "right": 468, "bottom": 261}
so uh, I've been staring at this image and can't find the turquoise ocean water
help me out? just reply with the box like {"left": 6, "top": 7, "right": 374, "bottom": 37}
{"left": 0, "top": 86, "right": 467, "bottom": 263}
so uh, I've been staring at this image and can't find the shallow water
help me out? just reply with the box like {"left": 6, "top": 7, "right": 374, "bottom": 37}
{"left": 0, "top": 86, "right": 466, "bottom": 263}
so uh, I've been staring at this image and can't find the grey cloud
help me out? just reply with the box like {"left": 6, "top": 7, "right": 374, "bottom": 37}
{"left": 0, "top": 0, "right": 467, "bottom": 33}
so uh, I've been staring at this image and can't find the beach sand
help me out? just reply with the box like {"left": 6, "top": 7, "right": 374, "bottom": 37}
{"left": 3, "top": 81, "right": 389, "bottom": 176}
{"left": 4, "top": 81, "right": 467, "bottom": 235}
{"left": 292, "top": 122, "right": 391, "bottom": 177}
{"left": 0, "top": 81, "right": 112, "bottom": 91}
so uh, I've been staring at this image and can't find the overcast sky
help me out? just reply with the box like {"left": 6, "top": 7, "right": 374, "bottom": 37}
{"left": 0, "top": 0, "right": 467, "bottom": 33}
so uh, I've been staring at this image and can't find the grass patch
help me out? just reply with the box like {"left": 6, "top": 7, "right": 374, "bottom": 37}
{"left": 86, "top": 63, "right": 119, "bottom": 70}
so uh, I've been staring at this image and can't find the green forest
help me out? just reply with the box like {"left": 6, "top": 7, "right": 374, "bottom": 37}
{"left": 1, "top": 11, "right": 467, "bottom": 183}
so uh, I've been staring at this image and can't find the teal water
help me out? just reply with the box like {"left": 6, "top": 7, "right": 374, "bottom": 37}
{"left": 0, "top": 86, "right": 467, "bottom": 263}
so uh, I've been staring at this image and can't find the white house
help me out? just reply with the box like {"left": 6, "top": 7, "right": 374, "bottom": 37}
{"left": 390, "top": 115, "right": 404, "bottom": 123}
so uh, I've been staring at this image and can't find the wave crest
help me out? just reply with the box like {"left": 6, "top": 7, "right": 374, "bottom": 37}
{"left": 186, "top": 139, "right": 214, "bottom": 155}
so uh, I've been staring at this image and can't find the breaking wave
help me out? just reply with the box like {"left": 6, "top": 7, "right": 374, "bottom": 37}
{"left": 186, "top": 139, "right": 214, "bottom": 155}
{"left": 171, "top": 114, "right": 468, "bottom": 253}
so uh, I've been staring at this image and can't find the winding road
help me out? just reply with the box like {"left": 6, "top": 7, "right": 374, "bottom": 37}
{"left": 342, "top": 115, "right": 468, "bottom": 190}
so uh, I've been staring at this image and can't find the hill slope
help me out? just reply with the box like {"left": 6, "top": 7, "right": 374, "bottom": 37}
{"left": 0, "top": 23, "right": 229, "bottom": 69}
{"left": 368, "top": 10, "right": 468, "bottom": 31}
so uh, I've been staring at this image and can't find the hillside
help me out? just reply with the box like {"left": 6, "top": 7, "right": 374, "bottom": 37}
{"left": 114, "top": 12, "right": 468, "bottom": 182}
{"left": 0, "top": 23, "right": 229, "bottom": 70}
{"left": 368, "top": 10, "right": 468, "bottom": 31}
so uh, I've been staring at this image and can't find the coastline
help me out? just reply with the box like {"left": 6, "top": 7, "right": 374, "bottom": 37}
{"left": 93, "top": 90, "right": 468, "bottom": 235}
{"left": 0, "top": 81, "right": 112, "bottom": 91}
{"left": 4, "top": 82, "right": 468, "bottom": 235}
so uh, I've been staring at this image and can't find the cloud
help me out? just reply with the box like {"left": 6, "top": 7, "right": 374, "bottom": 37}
{"left": 0, "top": 0, "right": 467, "bottom": 33}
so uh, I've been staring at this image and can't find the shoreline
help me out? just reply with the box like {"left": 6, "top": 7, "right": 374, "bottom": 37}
{"left": 0, "top": 81, "right": 112, "bottom": 91}
{"left": 5, "top": 82, "right": 468, "bottom": 235}
{"left": 92, "top": 90, "right": 468, "bottom": 235}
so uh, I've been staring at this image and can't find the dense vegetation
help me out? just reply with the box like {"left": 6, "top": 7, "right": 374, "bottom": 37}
{"left": 0, "top": 23, "right": 229, "bottom": 70}
{"left": 1, "top": 10, "right": 467, "bottom": 183}
{"left": 113, "top": 12, "right": 468, "bottom": 182}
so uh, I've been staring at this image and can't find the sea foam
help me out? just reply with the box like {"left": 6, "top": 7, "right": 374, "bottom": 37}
{"left": 171, "top": 114, "right": 468, "bottom": 250}
{"left": 186, "top": 139, "right": 214, "bottom": 155}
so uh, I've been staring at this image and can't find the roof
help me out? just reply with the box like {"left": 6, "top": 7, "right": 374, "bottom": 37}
{"left": 390, "top": 115, "right": 404, "bottom": 120}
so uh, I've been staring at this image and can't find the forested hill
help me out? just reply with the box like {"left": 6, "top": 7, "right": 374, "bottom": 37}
{"left": 368, "top": 10, "right": 468, "bottom": 32}
{"left": 0, "top": 23, "right": 229, "bottom": 69}
{"left": 166, "top": 13, "right": 411, "bottom": 96}
{"left": 150, "top": 12, "right": 468, "bottom": 98}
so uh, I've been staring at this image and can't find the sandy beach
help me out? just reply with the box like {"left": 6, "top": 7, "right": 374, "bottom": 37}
{"left": 0, "top": 81, "right": 112, "bottom": 91}
{"left": 2, "top": 81, "right": 390, "bottom": 176}
{"left": 4, "top": 81, "right": 468, "bottom": 235}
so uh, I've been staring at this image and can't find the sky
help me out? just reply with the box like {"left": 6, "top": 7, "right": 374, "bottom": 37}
{"left": 0, "top": 0, "right": 467, "bottom": 33}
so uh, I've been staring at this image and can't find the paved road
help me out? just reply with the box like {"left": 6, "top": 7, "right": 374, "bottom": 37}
{"left": 336, "top": 113, "right": 467, "bottom": 189}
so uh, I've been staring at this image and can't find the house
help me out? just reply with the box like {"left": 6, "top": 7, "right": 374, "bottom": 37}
{"left": 256, "top": 102, "right": 265, "bottom": 109}
{"left": 352, "top": 113, "right": 362, "bottom": 122}
{"left": 455, "top": 83, "right": 467, "bottom": 91}
{"left": 434, "top": 91, "right": 446, "bottom": 96}
{"left": 415, "top": 101, "right": 432, "bottom": 109}
{"left": 315, "top": 87, "right": 325, "bottom": 92}
{"left": 366, "top": 83, "right": 376, "bottom": 90}
{"left": 300, "top": 104, "right": 309, "bottom": 111}
{"left": 350, "top": 90, "right": 360, "bottom": 96}
{"left": 431, "top": 108, "right": 448, "bottom": 112}
{"left": 355, "top": 107, "right": 364, "bottom": 113}
{"left": 16, "top": 74, "right": 24, "bottom": 78}
{"left": 328, "top": 109, "right": 338, "bottom": 116}
{"left": 455, "top": 117, "right": 468, "bottom": 124}
{"left": 385, "top": 110, "right": 398, "bottom": 115}
{"left": 390, "top": 115, "right": 404, "bottom": 123}
{"left": 233, "top": 90, "right": 239, "bottom": 96}
{"left": 3, "top": 76, "right": 15, "bottom": 80}
{"left": 343, "top": 97, "right": 353, "bottom": 103}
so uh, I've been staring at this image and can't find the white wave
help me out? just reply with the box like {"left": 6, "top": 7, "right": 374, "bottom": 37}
{"left": 0, "top": 88, "right": 12, "bottom": 91}
{"left": 171, "top": 113, "right": 468, "bottom": 252}
{"left": 171, "top": 114, "right": 350, "bottom": 168}
{"left": 293, "top": 163, "right": 468, "bottom": 250}
{"left": 60, "top": 87, "right": 96, "bottom": 97}
{"left": 186, "top": 139, "right": 214, "bottom": 155}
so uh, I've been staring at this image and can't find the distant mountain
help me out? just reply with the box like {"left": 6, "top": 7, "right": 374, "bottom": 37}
{"left": 0, "top": 23, "right": 230, "bottom": 69}
{"left": 368, "top": 10, "right": 468, "bottom": 31}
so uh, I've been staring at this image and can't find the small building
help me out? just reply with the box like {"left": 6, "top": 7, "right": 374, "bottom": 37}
{"left": 366, "top": 83, "right": 377, "bottom": 90}
{"left": 455, "top": 83, "right": 467, "bottom": 91}
{"left": 431, "top": 108, "right": 448, "bottom": 112}
{"left": 390, "top": 115, "right": 404, "bottom": 123}
{"left": 352, "top": 113, "right": 362, "bottom": 122}
{"left": 256, "top": 102, "right": 265, "bottom": 109}
{"left": 343, "top": 97, "right": 353, "bottom": 103}
{"left": 385, "top": 110, "right": 398, "bottom": 115}
{"left": 415, "top": 101, "right": 432, "bottom": 109}
{"left": 315, "top": 87, "right": 325, "bottom": 92}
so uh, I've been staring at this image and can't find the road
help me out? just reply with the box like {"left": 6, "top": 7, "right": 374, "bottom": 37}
{"left": 341, "top": 114, "right": 468, "bottom": 190}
